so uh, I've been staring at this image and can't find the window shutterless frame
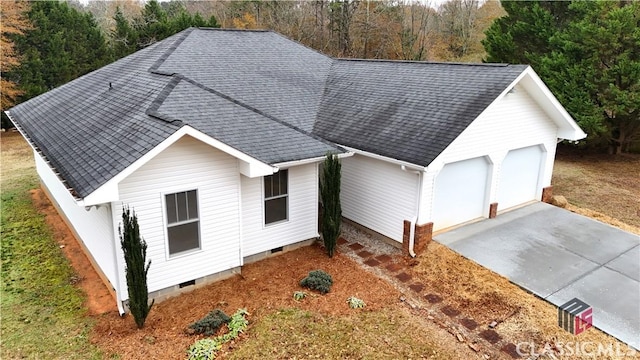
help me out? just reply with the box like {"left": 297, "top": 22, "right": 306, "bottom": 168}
{"left": 163, "top": 189, "right": 201, "bottom": 258}
{"left": 263, "top": 169, "right": 289, "bottom": 225}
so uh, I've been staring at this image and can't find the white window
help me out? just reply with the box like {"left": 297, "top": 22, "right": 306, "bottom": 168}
{"left": 264, "top": 169, "right": 288, "bottom": 225}
{"left": 165, "top": 190, "right": 200, "bottom": 255}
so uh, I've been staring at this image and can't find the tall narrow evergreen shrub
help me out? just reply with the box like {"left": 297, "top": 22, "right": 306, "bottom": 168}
{"left": 120, "top": 206, "right": 154, "bottom": 328}
{"left": 321, "top": 153, "right": 342, "bottom": 258}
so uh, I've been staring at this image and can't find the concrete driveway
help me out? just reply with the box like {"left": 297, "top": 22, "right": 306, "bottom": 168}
{"left": 435, "top": 202, "right": 640, "bottom": 350}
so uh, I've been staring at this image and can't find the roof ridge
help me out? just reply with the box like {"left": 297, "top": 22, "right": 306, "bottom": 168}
{"left": 146, "top": 76, "right": 184, "bottom": 125}
{"left": 157, "top": 75, "right": 343, "bottom": 153}
{"left": 148, "top": 28, "right": 195, "bottom": 74}
{"left": 195, "top": 27, "right": 270, "bottom": 33}
{"left": 335, "top": 58, "right": 521, "bottom": 67}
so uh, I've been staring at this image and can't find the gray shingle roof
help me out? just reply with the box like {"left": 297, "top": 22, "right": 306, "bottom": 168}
{"left": 156, "top": 29, "right": 332, "bottom": 132}
{"left": 8, "top": 28, "right": 340, "bottom": 199}
{"left": 155, "top": 77, "right": 338, "bottom": 164}
{"left": 313, "top": 59, "right": 528, "bottom": 167}
{"left": 8, "top": 28, "right": 528, "bottom": 200}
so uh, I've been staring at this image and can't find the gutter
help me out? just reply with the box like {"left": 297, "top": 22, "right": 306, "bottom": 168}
{"left": 341, "top": 145, "right": 426, "bottom": 171}
{"left": 401, "top": 165, "right": 423, "bottom": 258}
{"left": 273, "top": 151, "right": 354, "bottom": 169}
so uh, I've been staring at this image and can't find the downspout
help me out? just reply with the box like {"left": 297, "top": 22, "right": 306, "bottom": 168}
{"left": 110, "top": 202, "right": 126, "bottom": 315}
{"left": 401, "top": 165, "right": 423, "bottom": 258}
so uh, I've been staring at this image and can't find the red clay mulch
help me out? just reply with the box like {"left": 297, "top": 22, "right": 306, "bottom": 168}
{"left": 31, "top": 185, "right": 403, "bottom": 359}
{"left": 91, "top": 244, "right": 401, "bottom": 359}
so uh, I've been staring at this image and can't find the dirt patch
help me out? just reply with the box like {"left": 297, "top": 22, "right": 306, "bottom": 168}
{"left": 30, "top": 188, "right": 117, "bottom": 315}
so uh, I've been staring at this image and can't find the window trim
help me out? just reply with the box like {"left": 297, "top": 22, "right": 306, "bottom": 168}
{"left": 263, "top": 170, "right": 289, "bottom": 226}
{"left": 162, "top": 188, "right": 202, "bottom": 259}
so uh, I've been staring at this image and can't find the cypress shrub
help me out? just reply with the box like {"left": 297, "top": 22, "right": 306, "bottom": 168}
{"left": 120, "top": 206, "right": 154, "bottom": 328}
{"left": 320, "top": 153, "right": 342, "bottom": 258}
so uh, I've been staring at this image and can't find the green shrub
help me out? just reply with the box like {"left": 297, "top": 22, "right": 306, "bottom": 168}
{"left": 293, "top": 291, "right": 307, "bottom": 301}
{"left": 300, "top": 270, "right": 333, "bottom": 294}
{"left": 186, "top": 309, "right": 249, "bottom": 360}
{"left": 321, "top": 153, "right": 342, "bottom": 257}
{"left": 120, "top": 206, "right": 154, "bottom": 328}
{"left": 189, "top": 309, "right": 231, "bottom": 336}
{"left": 347, "top": 296, "right": 366, "bottom": 309}
{"left": 187, "top": 339, "right": 221, "bottom": 360}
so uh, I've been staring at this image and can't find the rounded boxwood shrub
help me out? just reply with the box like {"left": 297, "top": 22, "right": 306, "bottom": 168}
{"left": 300, "top": 270, "right": 333, "bottom": 294}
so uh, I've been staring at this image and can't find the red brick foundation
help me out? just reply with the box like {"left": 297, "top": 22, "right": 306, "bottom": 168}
{"left": 489, "top": 202, "right": 498, "bottom": 219}
{"left": 542, "top": 186, "right": 553, "bottom": 203}
{"left": 414, "top": 222, "right": 433, "bottom": 255}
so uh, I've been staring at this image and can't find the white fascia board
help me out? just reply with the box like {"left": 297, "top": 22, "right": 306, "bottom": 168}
{"left": 519, "top": 67, "right": 587, "bottom": 141}
{"left": 341, "top": 145, "right": 426, "bottom": 171}
{"left": 273, "top": 151, "right": 354, "bottom": 169}
{"left": 81, "top": 125, "right": 275, "bottom": 206}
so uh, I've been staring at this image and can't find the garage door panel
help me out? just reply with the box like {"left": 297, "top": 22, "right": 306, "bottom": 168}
{"left": 498, "top": 145, "right": 543, "bottom": 210}
{"left": 433, "top": 157, "right": 490, "bottom": 231}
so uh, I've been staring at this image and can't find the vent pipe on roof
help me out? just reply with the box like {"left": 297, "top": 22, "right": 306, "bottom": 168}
{"left": 109, "top": 82, "right": 113, "bottom": 90}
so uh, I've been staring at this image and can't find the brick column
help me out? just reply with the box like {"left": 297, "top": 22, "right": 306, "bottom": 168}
{"left": 489, "top": 202, "right": 498, "bottom": 219}
{"left": 414, "top": 222, "right": 433, "bottom": 255}
{"left": 402, "top": 220, "right": 411, "bottom": 255}
{"left": 542, "top": 186, "right": 553, "bottom": 203}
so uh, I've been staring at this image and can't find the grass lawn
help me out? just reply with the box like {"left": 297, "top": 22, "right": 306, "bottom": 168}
{"left": 1, "top": 134, "right": 103, "bottom": 359}
{"left": 553, "top": 151, "right": 640, "bottom": 229}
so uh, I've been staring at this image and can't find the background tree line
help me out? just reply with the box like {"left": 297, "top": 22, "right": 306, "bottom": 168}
{"left": 1, "top": 0, "right": 638, "bottom": 153}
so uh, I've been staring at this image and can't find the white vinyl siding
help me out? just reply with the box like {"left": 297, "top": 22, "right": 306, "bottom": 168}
{"left": 241, "top": 163, "right": 318, "bottom": 256}
{"left": 34, "top": 152, "right": 117, "bottom": 290}
{"left": 341, "top": 154, "right": 418, "bottom": 242}
{"left": 422, "top": 85, "right": 559, "bottom": 225}
{"left": 431, "top": 85, "right": 557, "bottom": 185}
{"left": 115, "top": 135, "right": 241, "bottom": 296}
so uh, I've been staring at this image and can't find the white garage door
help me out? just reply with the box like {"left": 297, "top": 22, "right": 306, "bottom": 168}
{"left": 498, "top": 145, "right": 543, "bottom": 210}
{"left": 432, "top": 156, "right": 490, "bottom": 231}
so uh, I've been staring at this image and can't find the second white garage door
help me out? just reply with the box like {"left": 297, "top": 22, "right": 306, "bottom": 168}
{"left": 432, "top": 156, "right": 490, "bottom": 231}
{"left": 498, "top": 145, "right": 544, "bottom": 210}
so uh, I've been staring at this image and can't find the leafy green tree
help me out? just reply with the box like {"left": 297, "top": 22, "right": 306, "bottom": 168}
{"left": 120, "top": 207, "right": 154, "bottom": 329}
{"left": 111, "top": 6, "right": 138, "bottom": 59}
{"left": 540, "top": 1, "right": 640, "bottom": 153}
{"left": 483, "top": 0, "right": 639, "bottom": 153}
{"left": 8, "top": 1, "right": 112, "bottom": 102}
{"left": 483, "top": 1, "right": 574, "bottom": 67}
{"left": 320, "top": 153, "right": 342, "bottom": 258}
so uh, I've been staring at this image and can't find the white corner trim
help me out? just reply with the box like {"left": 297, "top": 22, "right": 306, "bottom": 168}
{"left": 81, "top": 125, "right": 276, "bottom": 206}
{"left": 341, "top": 145, "right": 426, "bottom": 171}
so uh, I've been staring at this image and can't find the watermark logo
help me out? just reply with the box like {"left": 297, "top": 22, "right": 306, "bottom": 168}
{"left": 558, "top": 297, "right": 592, "bottom": 335}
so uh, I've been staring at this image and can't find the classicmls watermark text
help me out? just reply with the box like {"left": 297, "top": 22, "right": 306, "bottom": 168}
{"left": 514, "top": 297, "right": 638, "bottom": 357}
{"left": 558, "top": 297, "right": 592, "bottom": 335}
{"left": 515, "top": 341, "right": 637, "bottom": 357}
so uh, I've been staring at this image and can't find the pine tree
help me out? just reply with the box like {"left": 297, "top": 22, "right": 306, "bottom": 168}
{"left": 120, "top": 206, "right": 154, "bottom": 329}
{"left": 320, "top": 153, "right": 342, "bottom": 258}
{"left": 7, "top": 1, "right": 112, "bottom": 102}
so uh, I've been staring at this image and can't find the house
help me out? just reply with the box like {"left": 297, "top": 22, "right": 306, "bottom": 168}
{"left": 6, "top": 28, "right": 585, "bottom": 313}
